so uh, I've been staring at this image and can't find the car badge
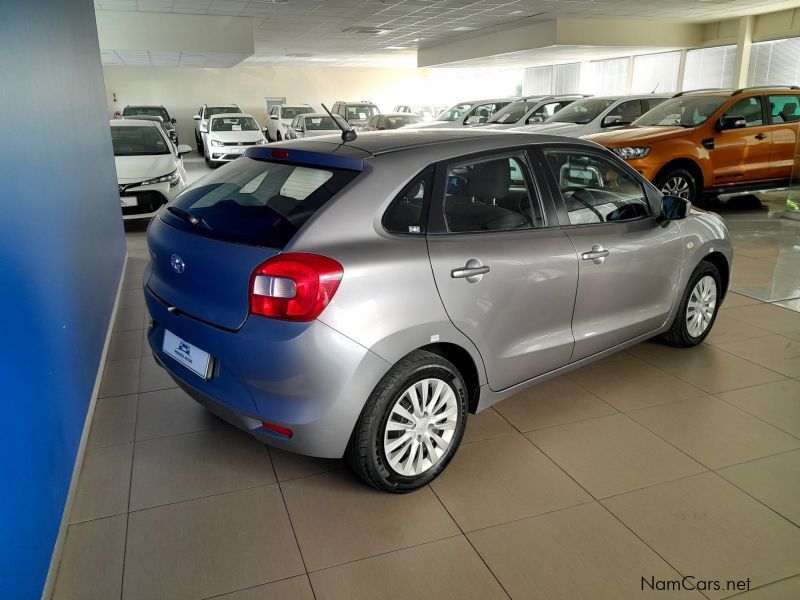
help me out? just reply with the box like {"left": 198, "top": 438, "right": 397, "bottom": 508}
{"left": 171, "top": 254, "right": 185, "bottom": 274}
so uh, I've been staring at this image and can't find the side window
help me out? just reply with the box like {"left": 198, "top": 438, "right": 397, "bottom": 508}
{"left": 543, "top": 149, "right": 651, "bottom": 225}
{"left": 607, "top": 100, "right": 644, "bottom": 125}
{"left": 768, "top": 94, "right": 800, "bottom": 124}
{"left": 383, "top": 170, "right": 432, "bottom": 235}
{"left": 467, "top": 103, "right": 496, "bottom": 124}
{"left": 270, "top": 106, "right": 278, "bottom": 117}
{"left": 368, "top": 115, "right": 379, "bottom": 128}
{"left": 443, "top": 155, "right": 544, "bottom": 233}
{"left": 644, "top": 97, "right": 667, "bottom": 112}
{"left": 725, "top": 97, "right": 764, "bottom": 127}
{"left": 534, "top": 101, "right": 564, "bottom": 120}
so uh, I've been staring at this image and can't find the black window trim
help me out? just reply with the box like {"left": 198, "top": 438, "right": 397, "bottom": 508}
{"left": 380, "top": 167, "right": 435, "bottom": 238}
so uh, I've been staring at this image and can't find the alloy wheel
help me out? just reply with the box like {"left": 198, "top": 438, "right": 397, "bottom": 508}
{"left": 661, "top": 176, "right": 691, "bottom": 199}
{"left": 383, "top": 378, "right": 458, "bottom": 476}
{"left": 686, "top": 275, "right": 717, "bottom": 337}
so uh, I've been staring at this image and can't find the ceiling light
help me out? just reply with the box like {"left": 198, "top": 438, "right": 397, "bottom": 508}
{"left": 452, "top": 26, "right": 475, "bottom": 31}
{"left": 383, "top": 46, "right": 408, "bottom": 50}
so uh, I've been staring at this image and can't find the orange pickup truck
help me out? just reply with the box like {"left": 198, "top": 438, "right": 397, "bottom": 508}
{"left": 585, "top": 86, "right": 800, "bottom": 203}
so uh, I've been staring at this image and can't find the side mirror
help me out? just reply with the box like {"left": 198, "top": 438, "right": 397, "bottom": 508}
{"left": 658, "top": 195, "right": 690, "bottom": 224}
{"left": 527, "top": 116, "right": 544, "bottom": 124}
{"left": 295, "top": 127, "right": 303, "bottom": 132}
{"left": 717, "top": 115, "right": 747, "bottom": 131}
{"left": 601, "top": 115, "right": 626, "bottom": 127}
{"left": 176, "top": 144, "right": 192, "bottom": 156}
{"left": 200, "top": 125, "right": 208, "bottom": 133}
{"left": 171, "top": 118, "right": 177, "bottom": 124}
{"left": 193, "top": 115, "right": 201, "bottom": 120}
{"left": 270, "top": 115, "right": 279, "bottom": 120}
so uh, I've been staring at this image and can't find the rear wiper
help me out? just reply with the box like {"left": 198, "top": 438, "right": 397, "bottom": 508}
{"left": 167, "top": 206, "right": 210, "bottom": 228}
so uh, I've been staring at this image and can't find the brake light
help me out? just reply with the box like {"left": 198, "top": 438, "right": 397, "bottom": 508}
{"left": 249, "top": 253, "right": 343, "bottom": 321}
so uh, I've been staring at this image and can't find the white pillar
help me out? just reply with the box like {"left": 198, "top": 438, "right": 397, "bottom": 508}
{"left": 733, "top": 15, "right": 754, "bottom": 89}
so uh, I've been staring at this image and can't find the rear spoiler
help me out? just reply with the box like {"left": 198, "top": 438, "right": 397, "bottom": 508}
{"left": 245, "top": 147, "right": 364, "bottom": 171}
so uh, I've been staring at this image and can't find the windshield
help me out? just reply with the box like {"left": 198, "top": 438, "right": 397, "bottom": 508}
{"left": 634, "top": 96, "right": 727, "bottom": 127}
{"left": 487, "top": 101, "right": 538, "bottom": 124}
{"left": 436, "top": 103, "right": 472, "bottom": 122}
{"left": 547, "top": 98, "right": 615, "bottom": 124}
{"left": 111, "top": 125, "right": 170, "bottom": 156}
{"left": 385, "top": 115, "right": 423, "bottom": 128}
{"left": 123, "top": 106, "right": 169, "bottom": 121}
{"left": 282, "top": 107, "right": 314, "bottom": 119}
{"left": 210, "top": 116, "right": 260, "bottom": 132}
{"left": 345, "top": 105, "right": 378, "bottom": 121}
{"left": 164, "top": 157, "right": 360, "bottom": 247}
{"left": 304, "top": 116, "right": 345, "bottom": 130}
{"left": 206, "top": 106, "right": 242, "bottom": 117}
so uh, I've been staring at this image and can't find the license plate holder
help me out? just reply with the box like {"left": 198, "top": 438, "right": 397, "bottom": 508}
{"left": 162, "top": 330, "right": 212, "bottom": 379}
{"left": 120, "top": 195, "right": 138, "bottom": 207}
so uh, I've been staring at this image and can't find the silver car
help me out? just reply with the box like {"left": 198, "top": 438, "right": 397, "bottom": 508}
{"left": 144, "top": 129, "right": 732, "bottom": 493}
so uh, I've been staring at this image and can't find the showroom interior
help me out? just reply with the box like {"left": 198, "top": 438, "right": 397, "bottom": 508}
{"left": 2, "top": 0, "right": 800, "bottom": 598}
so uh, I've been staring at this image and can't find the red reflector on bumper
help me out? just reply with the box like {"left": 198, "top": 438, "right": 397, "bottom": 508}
{"left": 271, "top": 149, "right": 289, "bottom": 160}
{"left": 261, "top": 421, "right": 293, "bottom": 438}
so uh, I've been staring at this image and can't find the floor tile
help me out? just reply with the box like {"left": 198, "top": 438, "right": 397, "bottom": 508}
{"left": 568, "top": 353, "right": 705, "bottom": 412}
{"left": 99, "top": 358, "right": 140, "bottom": 398}
{"left": 730, "top": 576, "right": 800, "bottom": 600}
{"left": 310, "top": 536, "right": 507, "bottom": 600}
{"left": 107, "top": 329, "right": 144, "bottom": 361}
{"left": 52, "top": 515, "right": 126, "bottom": 600}
{"left": 123, "top": 486, "right": 304, "bottom": 600}
{"left": 468, "top": 502, "right": 700, "bottom": 600}
{"left": 87, "top": 394, "right": 138, "bottom": 448}
{"left": 716, "top": 379, "right": 800, "bottom": 438}
{"left": 704, "top": 314, "right": 773, "bottom": 347}
{"left": 430, "top": 434, "right": 591, "bottom": 531}
{"left": 213, "top": 576, "right": 315, "bottom": 600}
{"left": 774, "top": 298, "right": 800, "bottom": 313}
{"left": 462, "top": 407, "right": 517, "bottom": 443}
{"left": 717, "top": 335, "right": 800, "bottom": 378}
{"left": 138, "top": 355, "right": 178, "bottom": 393}
{"left": 628, "top": 396, "right": 799, "bottom": 469}
{"left": 113, "top": 306, "right": 145, "bottom": 332}
{"left": 70, "top": 443, "right": 133, "bottom": 522}
{"left": 119, "top": 287, "right": 146, "bottom": 309}
{"left": 528, "top": 414, "right": 706, "bottom": 498}
{"left": 494, "top": 376, "right": 617, "bottom": 431}
{"left": 717, "top": 450, "right": 800, "bottom": 526}
{"left": 628, "top": 342, "right": 784, "bottom": 394}
{"left": 268, "top": 446, "right": 342, "bottom": 481}
{"left": 602, "top": 472, "right": 800, "bottom": 599}
{"left": 135, "top": 387, "right": 220, "bottom": 441}
{"left": 280, "top": 470, "right": 459, "bottom": 571}
{"left": 130, "top": 428, "right": 275, "bottom": 510}
{"left": 721, "top": 292, "right": 763, "bottom": 308}
{"left": 724, "top": 303, "right": 800, "bottom": 335}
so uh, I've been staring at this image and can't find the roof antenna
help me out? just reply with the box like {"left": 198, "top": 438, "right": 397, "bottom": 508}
{"left": 321, "top": 103, "right": 357, "bottom": 143}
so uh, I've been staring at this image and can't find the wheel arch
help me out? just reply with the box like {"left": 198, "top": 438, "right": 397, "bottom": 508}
{"left": 419, "top": 342, "right": 481, "bottom": 413}
{"left": 702, "top": 251, "right": 730, "bottom": 299}
{"left": 655, "top": 158, "right": 705, "bottom": 193}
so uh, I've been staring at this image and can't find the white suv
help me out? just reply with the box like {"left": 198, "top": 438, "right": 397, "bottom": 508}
{"left": 265, "top": 104, "right": 315, "bottom": 142}
{"left": 193, "top": 104, "right": 242, "bottom": 152}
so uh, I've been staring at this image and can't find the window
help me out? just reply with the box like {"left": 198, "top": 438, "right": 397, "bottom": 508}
{"left": 383, "top": 171, "right": 432, "bottom": 235}
{"left": 466, "top": 103, "right": 505, "bottom": 124}
{"left": 606, "top": 100, "right": 645, "bottom": 126}
{"left": 345, "top": 104, "right": 377, "bottom": 120}
{"left": 529, "top": 101, "right": 567, "bottom": 122}
{"left": 123, "top": 106, "right": 170, "bottom": 121}
{"left": 583, "top": 58, "right": 630, "bottom": 95}
{"left": 269, "top": 106, "right": 279, "bottom": 117}
{"left": 523, "top": 66, "right": 552, "bottom": 95}
{"left": 548, "top": 98, "right": 615, "bottom": 124}
{"left": 443, "top": 156, "right": 542, "bottom": 233}
{"left": 635, "top": 96, "right": 727, "bottom": 127}
{"left": 210, "top": 116, "right": 260, "bottom": 131}
{"left": 683, "top": 46, "right": 736, "bottom": 90}
{"left": 748, "top": 38, "right": 800, "bottom": 87}
{"left": 553, "top": 63, "right": 580, "bottom": 94}
{"left": 522, "top": 63, "right": 580, "bottom": 94}
{"left": 543, "top": 150, "right": 650, "bottom": 225}
{"left": 768, "top": 94, "right": 800, "bottom": 123}
{"left": 631, "top": 52, "right": 681, "bottom": 94}
{"left": 281, "top": 106, "right": 313, "bottom": 120}
{"left": 725, "top": 97, "right": 764, "bottom": 127}
{"left": 110, "top": 125, "right": 170, "bottom": 156}
{"left": 642, "top": 97, "right": 668, "bottom": 112}
{"left": 206, "top": 106, "right": 241, "bottom": 117}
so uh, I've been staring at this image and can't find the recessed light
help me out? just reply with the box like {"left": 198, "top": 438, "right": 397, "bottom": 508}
{"left": 383, "top": 46, "right": 408, "bottom": 50}
{"left": 452, "top": 26, "right": 475, "bottom": 31}
{"left": 510, "top": 10, "right": 522, "bottom": 14}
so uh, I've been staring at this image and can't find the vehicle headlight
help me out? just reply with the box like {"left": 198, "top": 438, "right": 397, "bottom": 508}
{"left": 256, "top": 138, "right": 268, "bottom": 145}
{"left": 210, "top": 139, "right": 224, "bottom": 147}
{"left": 611, "top": 146, "right": 651, "bottom": 160}
{"left": 141, "top": 169, "right": 180, "bottom": 188}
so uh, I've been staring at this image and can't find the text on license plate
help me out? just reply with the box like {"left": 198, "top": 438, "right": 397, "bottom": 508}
{"left": 120, "top": 195, "right": 138, "bottom": 207}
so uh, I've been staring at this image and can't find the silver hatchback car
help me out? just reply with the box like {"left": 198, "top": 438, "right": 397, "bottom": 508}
{"left": 144, "top": 129, "right": 732, "bottom": 492}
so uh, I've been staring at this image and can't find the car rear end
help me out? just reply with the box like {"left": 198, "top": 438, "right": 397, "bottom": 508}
{"left": 143, "top": 145, "right": 391, "bottom": 457}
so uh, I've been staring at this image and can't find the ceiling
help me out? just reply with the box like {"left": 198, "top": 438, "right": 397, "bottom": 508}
{"left": 94, "top": 0, "right": 800, "bottom": 67}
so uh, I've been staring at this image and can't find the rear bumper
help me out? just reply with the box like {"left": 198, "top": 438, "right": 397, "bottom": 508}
{"left": 144, "top": 285, "right": 391, "bottom": 458}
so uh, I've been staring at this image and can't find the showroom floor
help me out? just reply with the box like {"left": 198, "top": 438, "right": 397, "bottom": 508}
{"left": 51, "top": 156, "right": 800, "bottom": 600}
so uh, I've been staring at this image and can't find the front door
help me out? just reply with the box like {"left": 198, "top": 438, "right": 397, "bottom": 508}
{"left": 712, "top": 95, "right": 773, "bottom": 184}
{"left": 426, "top": 152, "right": 579, "bottom": 391}
{"left": 541, "top": 147, "right": 685, "bottom": 361}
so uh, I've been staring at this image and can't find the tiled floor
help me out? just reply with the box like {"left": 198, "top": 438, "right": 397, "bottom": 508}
{"left": 51, "top": 172, "right": 800, "bottom": 599}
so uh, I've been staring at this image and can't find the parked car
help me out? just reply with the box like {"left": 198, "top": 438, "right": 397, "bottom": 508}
{"left": 203, "top": 113, "right": 267, "bottom": 168}
{"left": 511, "top": 94, "right": 670, "bottom": 137}
{"left": 265, "top": 104, "right": 315, "bottom": 142}
{"left": 193, "top": 104, "right": 242, "bottom": 152}
{"left": 110, "top": 119, "right": 191, "bottom": 219}
{"left": 584, "top": 86, "right": 800, "bottom": 203}
{"left": 121, "top": 105, "right": 178, "bottom": 144}
{"left": 285, "top": 113, "right": 350, "bottom": 139}
{"left": 143, "top": 129, "right": 731, "bottom": 492}
{"left": 476, "top": 95, "right": 590, "bottom": 129}
{"left": 393, "top": 105, "right": 443, "bottom": 122}
{"left": 360, "top": 112, "right": 423, "bottom": 131}
{"left": 331, "top": 100, "right": 380, "bottom": 128}
{"left": 404, "top": 98, "right": 519, "bottom": 129}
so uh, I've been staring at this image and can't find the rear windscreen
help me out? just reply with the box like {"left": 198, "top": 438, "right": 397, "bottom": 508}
{"left": 162, "top": 157, "right": 359, "bottom": 247}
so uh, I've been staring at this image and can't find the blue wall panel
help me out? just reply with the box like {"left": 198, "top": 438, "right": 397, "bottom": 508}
{"left": 0, "top": 0, "right": 126, "bottom": 597}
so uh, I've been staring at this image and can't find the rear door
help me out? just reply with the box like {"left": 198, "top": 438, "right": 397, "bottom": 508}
{"left": 712, "top": 95, "right": 773, "bottom": 183}
{"left": 539, "top": 145, "right": 684, "bottom": 361}
{"left": 426, "top": 149, "right": 579, "bottom": 391}
{"left": 766, "top": 92, "right": 800, "bottom": 180}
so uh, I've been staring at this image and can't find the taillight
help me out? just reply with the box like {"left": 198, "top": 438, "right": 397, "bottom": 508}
{"left": 249, "top": 253, "right": 343, "bottom": 321}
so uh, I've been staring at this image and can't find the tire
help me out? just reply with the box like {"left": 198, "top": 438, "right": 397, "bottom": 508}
{"left": 661, "top": 260, "right": 722, "bottom": 347}
{"left": 346, "top": 350, "right": 469, "bottom": 493}
{"left": 276, "top": 131, "right": 282, "bottom": 141}
{"left": 655, "top": 167, "right": 698, "bottom": 204}
{"left": 196, "top": 133, "right": 203, "bottom": 153}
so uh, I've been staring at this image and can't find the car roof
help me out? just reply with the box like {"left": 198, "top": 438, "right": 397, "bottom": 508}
{"left": 380, "top": 112, "right": 423, "bottom": 117}
{"left": 451, "top": 97, "right": 520, "bottom": 105}
{"left": 301, "top": 113, "right": 340, "bottom": 119}
{"left": 209, "top": 112, "right": 254, "bottom": 119}
{"left": 110, "top": 118, "right": 159, "bottom": 127}
{"left": 336, "top": 101, "right": 378, "bottom": 105}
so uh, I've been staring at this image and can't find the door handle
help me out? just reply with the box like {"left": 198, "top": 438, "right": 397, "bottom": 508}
{"left": 754, "top": 132, "right": 768, "bottom": 140}
{"left": 581, "top": 244, "right": 610, "bottom": 264}
{"left": 452, "top": 259, "right": 490, "bottom": 283}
